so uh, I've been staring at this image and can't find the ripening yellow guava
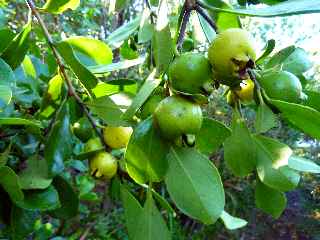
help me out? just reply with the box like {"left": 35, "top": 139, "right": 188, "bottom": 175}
{"left": 103, "top": 126, "right": 133, "bottom": 149}
{"left": 235, "top": 79, "right": 255, "bottom": 103}
{"left": 90, "top": 152, "right": 117, "bottom": 179}
{"left": 208, "top": 28, "right": 256, "bottom": 86}
{"left": 153, "top": 95, "right": 203, "bottom": 140}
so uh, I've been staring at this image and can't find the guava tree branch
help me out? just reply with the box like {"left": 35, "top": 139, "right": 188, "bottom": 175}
{"left": 25, "top": 0, "right": 109, "bottom": 151}
{"left": 194, "top": 4, "right": 219, "bottom": 33}
{"left": 177, "top": 9, "right": 191, "bottom": 50}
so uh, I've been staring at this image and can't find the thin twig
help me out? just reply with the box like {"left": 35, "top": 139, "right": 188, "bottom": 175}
{"left": 194, "top": 4, "right": 219, "bottom": 33}
{"left": 177, "top": 10, "right": 191, "bottom": 50}
{"left": 144, "top": 0, "right": 155, "bottom": 24}
{"left": 79, "top": 223, "right": 95, "bottom": 240}
{"left": 25, "top": 0, "right": 109, "bottom": 151}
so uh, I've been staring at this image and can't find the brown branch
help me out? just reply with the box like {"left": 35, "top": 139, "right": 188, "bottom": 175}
{"left": 25, "top": 0, "right": 109, "bottom": 151}
{"left": 177, "top": 9, "right": 191, "bottom": 51}
{"left": 194, "top": 4, "right": 219, "bottom": 33}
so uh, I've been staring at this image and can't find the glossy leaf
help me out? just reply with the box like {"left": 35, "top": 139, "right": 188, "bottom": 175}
{"left": 125, "top": 117, "right": 169, "bottom": 184}
{"left": 86, "top": 96, "right": 129, "bottom": 126}
{"left": 165, "top": 147, "right": 225, "bottom": 224}
{"left": 288, "top": 156, "right": 320, "bottom": 173}
{"left": 254, "top": 135, "right": 300, "bottom": 192}
{"left": 122, "top": 70, "right": 160, "bottom": 120}
{"left": 271, "top": 99, "right": 320, "bottom": 140}
{"left": 0, "top": 28, "right": 15, "bottom": 53}
{"left": 19, "top": 156, "right": 52, "bottom": 190}
{"left": 1, "top": 21, "right": 31, "bottom": 69}
{"left": 152, "top": 0, "right": 174, "bottom": 74}
{"left": 256, "top": 39, "right": 276, "bottom": 65}
{"left": 15, "top": 185, "right": 60, "bottom": 211}
{"left": 220, "top": 211, "right": 247, "bottom": 230}
{"left": 224, "top": 113, "right": 256, "bottom": 176}
{"left": 107, "top": 16, "right": 141, "bottom": 48}
{"left": 88, "top": 56, "right": 145, "bottom": 74}
{"left": 0, "top": 58, "right": 14, "bottom": 107}
{"left": 0, "top": 118, "right": 41, "bottom": 128}
{"left": 138, "top": 8, "right": 154, "bottom": 43}
{"left": 49, "top": 175, "right": 79, "bottom": 219}
{"left": 0, "top": 166, "right": 24, "bottom": 202}
{"left": 197, "top": 12, "right": 216, "bottom": 43}
{"left": 63, "top": 37, "right": 113, "bottom": 66}
{"left": 196, "top": 117, "right": 231, "bottom": 155}
{"left": 45, "top": 102, "right": 72, "bottom": 176}
{"left": 42, "top": 0, "right": 80, "bottom": 14}
{"left": 140, "top": 184, "right": 175, "bottom": 215}
{"left": 202, "top": 0, "right": 240, "bottom": 31}
{"left": 266, "top": 46, "right": 312, "bottom": 75}
{"left": 255, "top": 102, "right": 278, "bottom": 133}
{"left": 11, "top": 206, "right": 38, "bottom": 240}
{"left": 133, "top": 191, "right": 171, "bottom": 240}
{"left": 304, "top": 90, "right": 320, "bottom": 112}
{"left": 202, "top": 0, "right": 320, "bottom": 17}
{"left": 121, "top": 185, "right": 143, "bottom": 240}
{"left": 56, "top": 41, "right": 98, "bottom": 92}
{"left": 255, "top": 180, "right": 287, "bottom": 218}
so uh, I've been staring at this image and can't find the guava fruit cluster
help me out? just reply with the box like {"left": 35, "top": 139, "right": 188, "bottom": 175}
{"left": 80, "top": 125, "right": 133, "bottom": 180}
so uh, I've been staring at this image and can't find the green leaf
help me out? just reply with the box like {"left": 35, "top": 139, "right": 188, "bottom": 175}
{"left": 255, "top": 103, "right": 278, "bottom": 133}
{"left": 254, "top": 135, "right": 300, "bottom": 192}
{"left": 0, "top": 28, "right": 15, "bottom": 54}
{"left": 56, "top": 41, "right": 98, "bottom": 93}
{"left": 304, "top": 90, "right": 320, "bottom": 112}
{"left": 42, "top": 0, "right": 80, "bottom": 14}
{"left": 224, "top": 113, "right": 256, "bottom": 176}
{"left": 1, "top": 21, "right": 31, "bottom": 69}
{"left": 125, "top": 117, "right": 169, "bottom": 184}
{"left": 86, "top": 96, "right": 129, "bottom": 126}
{"left": 49, "top": 175, "right": 79, "bottom": 219}
{"left": 0, "top": 85, "right": 11, "bottom": 107}
{"left": 45, "top": 102, "right": 72, "bottom": 176}
{"left": 139, "top": 184, "right": 175, "bottom": 215}
{"left": 0, "top": 166, "right": 24, "bottom": 202}
{"left": 266, "top": 46, "right": 312, "bottom": 75}
{"left": 0, "top": 117, "right": 41, "bottom": 128}
{"left": 0, "top": 58, "right": 14, "bottom": 107}
{"left": 256, "top": 39, "right": 276, "bottom": 65}
{"left": 202, "top": 0, "right": 320, "bottom": 17}
{"left": 288, "top": 156, "right": 320, "bottom": 173}
{"left": 122, "top": 70, "right": 161, "bottom": 120}
{"left": 165, "top": 147, "right": 225, "bottom": 224}
{"left": 0, "top": 58, "right": 15, "bottom": 80}
{"left": 152, "top": 0, "right": 174, "bottom": 74}
{"left": 220, "top": 211, "right": 247, "bottom": 230}
{"left": 11, "top": 206, "right": 38, "bottom": 240}
{"left": 62, "top": 37, "right": 113, "bottom": 66}
{"left": 19, "top": 156, "right": 52, "bottom": 190}
{"left": 120, "top": 185, "right": 143, "bottom": 240}
{"left": 196, "top": 117, "right": 231, "bottom": 155}
{"left": 133, "top": 191, "right": 171, "bottom": 240}
{"left": 202, "top": 0, "right": 240, "bottom": 31}
{"left": 107, "top": 16, "right": 141, "bottom": 48}
{"left": 0, "top": 143, "right": 11, "bottom": 167}
{"left": 255, "top": 180, "right": 287, "bottom": 218}
{"left": 15, "top": 185, "right": 60, "bottom": 211}
{"left": 270, "top": 99, "right": 320, "bottom": 140}
{"left": 88, "top": 57, "right": 145, "bottom": 74}
{"left": 197, "top": 12, "right": 216, "bottom": 43}
{"left": 138, "top": 8, "right": 154, "bottom": 43}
